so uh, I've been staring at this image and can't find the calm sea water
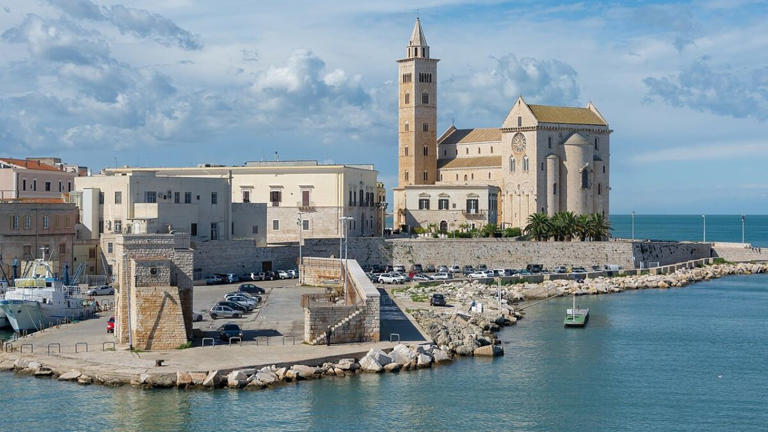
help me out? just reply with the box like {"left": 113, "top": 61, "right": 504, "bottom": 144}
{"left": 2, "top": 274, "right": 766, "bottom": 431}
{"left": 610, "top": 214, "right": 768, "bottom": 247}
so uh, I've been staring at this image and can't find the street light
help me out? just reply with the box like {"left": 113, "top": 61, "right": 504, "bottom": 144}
{"left": 702, "top": 214, "right": 707, "bottom": 243}
{"left": 297, "top": 211, "right": 304, "bottom": 282}
{"left": 631, "top": 211, "right": 635, "bottom": 240}
{"left": 339, "top": 216, "right": 354, "bottom": 301}
{"left": 741, "top": 214, "right": 746, "bottom": 244}
{"left": 452, "top": 219, "right": 457, "bottom": 269}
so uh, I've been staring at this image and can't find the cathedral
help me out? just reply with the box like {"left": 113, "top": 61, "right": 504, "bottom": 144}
{"left": 393, "top": 18, "right": 611, "bottom": 232}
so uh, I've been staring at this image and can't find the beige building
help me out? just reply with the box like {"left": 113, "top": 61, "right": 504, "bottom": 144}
{"left": 394, "top": 19, "right": 611, "bottom": 232}
{"left": 0, "top": 202, "right": 77, "bottom": 277}
{"left": 0, "top": 157, "right": 78, "bottom": 201}
{"left": 105, "top": 160, "right": 385, "bottom": 243}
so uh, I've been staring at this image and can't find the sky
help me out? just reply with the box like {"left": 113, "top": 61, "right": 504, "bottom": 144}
{"left": 1, "top": 0, "right": 767, "bottom": 215}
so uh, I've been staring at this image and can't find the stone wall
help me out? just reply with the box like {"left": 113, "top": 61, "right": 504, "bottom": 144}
{"left": 113, "top": 234, "right": 194, "bottom": 348}
{"left": 630, "top": 241, "right": 713, "bottom": 267}
{"left": 301, "top": 257, "right": 380, "bottom": 344}
{"left": 129, "top": 258, "right": 188, "bottom": 350}
{"left": 192, "top": 240, "right": 299, "bottom": 278}
{"left": 712, "top": 242, "right": 767, "bottom": 263}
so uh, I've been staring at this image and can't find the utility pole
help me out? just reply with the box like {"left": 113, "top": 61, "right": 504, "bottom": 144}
{"left": 702, "top": 214, "right": 707, "bottom": 243}
{"left": 741, "top": 214, "right": 746, "bottom": 244}
{"left": 631, "top": 211, "right": 635, "bottom": 240}
{"left": 297, "top": 211, "right": 304, "bottom": 283}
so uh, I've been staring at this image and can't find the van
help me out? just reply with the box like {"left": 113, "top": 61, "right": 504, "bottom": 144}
{"left": 526, "top": 264, "right": 543, "bottom": 274}
{"left": 604, "top": 264, "right": 622, "bottom": 272}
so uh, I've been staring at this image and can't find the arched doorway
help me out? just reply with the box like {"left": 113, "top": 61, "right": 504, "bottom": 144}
{"left": 439, "top": 220, "right": 448, "bottom": 232}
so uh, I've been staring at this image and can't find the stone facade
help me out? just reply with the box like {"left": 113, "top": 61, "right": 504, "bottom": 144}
{"left": 301, "top": 257, "right": 380, "bottom": 344}
{"left": 393, "top": 19, "right": 611, "bottom": 232}
{"left": 112, "top": 234, "right": 193, "bottom": 350}
{"left": 0, "top": 202, "right": 77, "bottom": 276}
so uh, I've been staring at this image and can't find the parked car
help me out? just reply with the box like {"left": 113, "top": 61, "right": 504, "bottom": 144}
{"left": 553, "top": 266, "right": 568, "bottom": 274}
{"left": 462, "top": 265, "right": 475, "bottom": 276}
{"left": 239, "top": 283, "right": 265, "bottom": 295}
{"left": 518, "top": 269, "right": 532, "bottom": 275}
{"left": 288, "top": 269, "right": 299, "bottom": 279}
{"left": 437, "top": 265, "right": 449, "bottom": 273}
{"left": 87, "top": 285, "right": 114, "bottom": 296}
{"left": 192, "top": 312, "right": 204, "bottom": 322}
{"left": 503, "top": 269, "right": 518, "bottom": 277}
{"left": 449, "top": 265, "right": 461, "bottom": 274}
{"left": 384, "top": 265, "right": 394, "bottom": 273}
{"left": 430, "top": 293, "right": 447, "bottom": 307}
{"left": 216, "top": 300, "right": 248, "bottom": 313}
{"left": 411, "top": 273, "right": 433, "bottom": 282}
{"left": 224, "top": 273, "right": 240, "bottom": 283}
{"left": 205, "top": 275, "right": 224, "bottom": 285}
{"left": 393, "top": 265, "right": 406, "bottom": 273}
{"left": 526, "top": 264, "right": 543, "bottom": 274}
{"left": 604, "top": 264, "right": 622, "bottom": 272}
{"left": 572, "top": 267, "right": 587, "bottom": 273}
{"left": 433, "top": 272, "right": 453, "bottom": 280}
{"left": 217, "top": 323, "right": 244, "bottom": 342}
{"left": 248, "top": 272, "right": 265, "bottom": 281}
{"left": 276, "top": 270, "right": 289, "bottom": 279}
{"left": 468, "top": 271, "right": 490, "bottom": 279}
{"left": 492, "top": 269, "right": 505, "bottom": 277}
{"left": 378, "top": 273, "right": 406, "bottom": 284}
{"left": 410, "top": 264, "right": 423, "bottom": 273}
{"left": 477, "top": 264, "right": 488, "bottom": 271}
{"left": 230, "top": 291, "right": 261, "bottom": 303}
{"left": 224, "top": 294, "right": 258, "bottom": 310}
{"left": 106, "top": 316, "right": 115, "bottom": 333}
{"left": 425, "top": 264, "right": 436, "bottom": 273}
{"left": 209, "top": 305, "right": 242, "bottom": 319}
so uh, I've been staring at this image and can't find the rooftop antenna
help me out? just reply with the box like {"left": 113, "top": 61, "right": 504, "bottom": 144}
{"left": 417, "top": 8, "right": 420, "bottom": 19}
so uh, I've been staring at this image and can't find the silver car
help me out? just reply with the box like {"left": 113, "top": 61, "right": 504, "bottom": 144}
{"left": 209, "top": 305, "right": 242, "bottom": 319}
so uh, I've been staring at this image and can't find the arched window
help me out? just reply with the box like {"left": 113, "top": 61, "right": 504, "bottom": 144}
{"left": 404, "top": 121, "right": 409, "bottom": 132}
{"left": 464, "top": 174, "right": 467, "bottom": 181}
{"left": 581, "top": 169, "right": 589, "bottom": 189}
{"left": 471, "top": 173, "right": 474, "bottom": 180}
{"left": 422, "top": 92, "right": 429, "bottom": 104}
{"left": 439, "top": 220, "right": 448, "bottom": 232}
{"left": 509, "top": 157, "right": 516, "bottom": 172}
{"left": 404, "top": 146, "right": 408, "bottom": 156}
{"left": 490, "top": 146, "right": 494, "bottom": 153}
{"left": 523, "top": 156, "right": 529, "bottom": 171}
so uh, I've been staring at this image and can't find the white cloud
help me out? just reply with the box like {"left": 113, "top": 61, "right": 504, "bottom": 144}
{"left": 632, "top": 140, "right": 768, "bottom": 163}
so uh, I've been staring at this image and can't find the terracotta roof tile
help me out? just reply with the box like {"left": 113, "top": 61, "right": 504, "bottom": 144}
{"left": 527, "top": 105, "right": 607, "bottom": 126}
{"left": 0, "top": 158, "right": 61, "bottom": 172}
{"left": 437, "top": 156, "right": 502, "bottom": 169}
{"left": 438, "top": 128, "right": 501, "bottom": 145}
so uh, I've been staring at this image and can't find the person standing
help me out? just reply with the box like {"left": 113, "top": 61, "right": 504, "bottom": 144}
{"left": 325, "top": 326, "right": 332, "bottom": 346}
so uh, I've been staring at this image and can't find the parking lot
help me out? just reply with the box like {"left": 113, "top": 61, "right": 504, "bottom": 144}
{"left": 192, "top": 278, "right": 325, "bottom": 344}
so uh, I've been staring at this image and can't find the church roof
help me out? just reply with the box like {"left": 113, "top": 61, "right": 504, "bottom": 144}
{"left": 438, "top": 128, "right": 501, "bottom": 145}
{"left": 528, "top": 105, "right": 607, "bottom": 126}
{"left": 437, "top": 156, "right": 502, "bottom": 169}
{"left": 409, "top": 18, "right": 428, "bottom": 46}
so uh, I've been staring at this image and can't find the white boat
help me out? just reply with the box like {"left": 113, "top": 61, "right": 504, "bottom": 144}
{"left": 0, "top": 257, "right": 96, "bottom": 333}
{"left": 0, "top": 281, "right": 8, "bottom": 328}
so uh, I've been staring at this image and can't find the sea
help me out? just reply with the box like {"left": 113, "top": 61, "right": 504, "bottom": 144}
{"left": 1, "top": 215, "right": 767, "bottom": 431}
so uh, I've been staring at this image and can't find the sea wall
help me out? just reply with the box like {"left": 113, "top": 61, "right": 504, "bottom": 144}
{"left": 190, "top": 237, "right": 716, "bottom": 278}
{"left": 712, "top": 242, "right": 767, "bottom": 263}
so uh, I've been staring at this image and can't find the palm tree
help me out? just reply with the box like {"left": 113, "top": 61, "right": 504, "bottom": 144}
{"left": 587, "top": 213, "right": 611, "bottom": 241}
{"left": 524, "top": 213, "right": 551, "bottom": 241}
{"left": 550, "top": 211, "right": 578, "bottom": 241}
{"left": 575, "top": 214, "right": 590, "bottom": 241}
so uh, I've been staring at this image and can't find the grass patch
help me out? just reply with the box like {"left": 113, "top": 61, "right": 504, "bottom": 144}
{"left": 130, "top": 347, "right": 144, "bottom": 353}
{"left": 410, "top": 293, "right": 429, "bottom": 303}
{"left": 176, "top": 341, "right": 192, "bottom": 350}
{"left": 712, "top": 258, "right": 728, "bottom": 265}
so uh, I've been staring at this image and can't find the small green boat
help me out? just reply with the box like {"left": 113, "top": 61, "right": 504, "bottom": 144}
{"left": 564, "top": 295, "right": 589, "bottom": 327}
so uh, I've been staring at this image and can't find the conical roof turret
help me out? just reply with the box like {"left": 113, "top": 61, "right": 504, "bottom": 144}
{"left": 409, "top": 17, "right": 428, "bottom": 47}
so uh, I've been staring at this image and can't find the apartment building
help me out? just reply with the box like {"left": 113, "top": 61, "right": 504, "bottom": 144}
{"left": 0, "top": 157, "right": 78, "bottom": 201}
{"left": 104, "top": 161, "right": 385, "bottom": 243}
{"left": 0, "top": 202, "right": 78, "bottom": 277}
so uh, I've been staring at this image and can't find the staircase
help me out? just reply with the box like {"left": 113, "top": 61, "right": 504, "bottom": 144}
{"left": 309, "top": 308, "right": 364, "bottom": 345}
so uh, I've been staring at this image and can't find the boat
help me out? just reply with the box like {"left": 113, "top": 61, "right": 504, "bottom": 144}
{"left": 564, "top": 295, "right": 589, "bottom": 327}
{"left": 0, "top": 254, "right": 96, "bottom": 333}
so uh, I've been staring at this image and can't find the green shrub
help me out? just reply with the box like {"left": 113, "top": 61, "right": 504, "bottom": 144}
{"left": 502, "top": 227, "right": 522, "bottom": 237}
{"left": 176, "top": 341, "right": 192, "bottom": 350}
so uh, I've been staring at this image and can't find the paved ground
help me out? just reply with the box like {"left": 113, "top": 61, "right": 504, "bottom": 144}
{"left": 2, "top": 278, "right": 429, "bottom": 377}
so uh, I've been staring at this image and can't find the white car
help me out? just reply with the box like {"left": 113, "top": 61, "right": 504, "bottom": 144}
{"left": 287, "top": 269, "right": 298, "bottom": 278}
{"left": 433, "top": 272, "right": 452, "bottom": 280}
{"left": 378, "top": 273, "right": 405, "bottom": 284}
{"left": 468, "top": 271, "right": 491, "bottom": 279}
{"left": 277, "top": 270, "right": 290, "bottom": 279}
{"left": 411, "top": 274, "right": 433, "bottom": 282}
{"left": 393, "top": 265, "right": 406, "bottom": 273}
{"left": 86, "top": 285, "right": 114, "bottom": 296}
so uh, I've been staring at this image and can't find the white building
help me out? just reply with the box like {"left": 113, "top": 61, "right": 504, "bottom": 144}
{"left": 98, "top": 160, "right": 385, "bottom": 243}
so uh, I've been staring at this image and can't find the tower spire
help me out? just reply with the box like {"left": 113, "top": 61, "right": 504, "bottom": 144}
{"left": 407, "top": 17, "right": 429, "bottom": 58}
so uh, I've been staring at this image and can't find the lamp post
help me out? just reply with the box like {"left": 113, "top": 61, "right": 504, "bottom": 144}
{"left": 339, "top": 216, "right": 354, "bottom": 301}
{"left": 702, "top": 214, "right": 706, "bottom": 243}
{"left": 631, "top": 211, "right": 635, "bottom": 240}
{"left": 452, "top": 219, "right": 457, "bottom": 269}
{"left": 297, "top": 211, "right": 304, "bottom": 282}
{"left": 741, "top": 214, "right": 746, "bottom": 244}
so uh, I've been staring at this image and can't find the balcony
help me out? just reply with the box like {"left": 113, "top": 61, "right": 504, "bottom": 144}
{"left": 296, "top": 201, "right": 316, "bottom": 212}
{"left": 462, "top": 210, "right": 487, "bottom": 219}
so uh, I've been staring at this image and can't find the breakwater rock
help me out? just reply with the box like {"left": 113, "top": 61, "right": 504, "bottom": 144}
{"left": 410, "top": 310, "right": 512, "bottom": 357}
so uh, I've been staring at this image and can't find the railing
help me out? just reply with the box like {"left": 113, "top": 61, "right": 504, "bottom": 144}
{"left": 462, "top": 210, "right": 487, "bottom": 219}
{"left": 296, "top": 201, "right": 316, "bottom": 211}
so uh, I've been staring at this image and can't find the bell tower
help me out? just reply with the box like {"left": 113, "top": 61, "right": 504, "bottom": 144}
{"left": 397, "top": 18, "right": 439, "bottom": 187}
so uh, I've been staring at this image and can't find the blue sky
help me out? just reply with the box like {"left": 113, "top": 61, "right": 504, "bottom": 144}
{"left": 1, "top": 0, "right": 767, "bottom": 214}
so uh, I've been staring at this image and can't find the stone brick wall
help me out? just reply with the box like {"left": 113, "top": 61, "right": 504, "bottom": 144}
{"left": 631, "top": 241, "right": 713, "bottom": 267}
{"left": 712, "top": 242, "right": 767, "bottom": 263}
{"left": 301, "top": 257, "right": 380, "bottom": 343}
{"left": 113, "top": 233, "right": 194, "bottom": 349}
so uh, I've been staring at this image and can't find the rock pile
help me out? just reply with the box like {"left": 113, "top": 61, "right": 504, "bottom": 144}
{"left": 410, "top": 310, "right": 510, "bottom": 357}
